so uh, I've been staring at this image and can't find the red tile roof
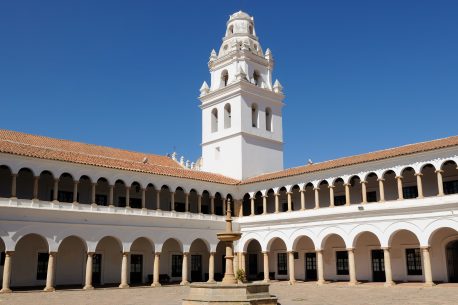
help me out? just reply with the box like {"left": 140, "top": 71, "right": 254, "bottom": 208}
{"left": 1, "top": 129, "right": 457, "bottom": 186}
{"left": 0, "top": 129, "right": 239, "bottom": 184}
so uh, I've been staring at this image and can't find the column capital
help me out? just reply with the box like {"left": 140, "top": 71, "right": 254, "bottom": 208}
{"left": 299, "top": 189, "right": 306, "bottom": 193}
{"left": 435, "top": 169, "right": 444, "bottom": 174}
{"left": 262, "top": 195, "right": 268, "bottom": 198}
{"left": 414, "top": 172, "right": 423, "bottom": 177}
{"left": 315, "top": 249, "right": 323, "bottom": 253}
{"left": 49, "top": 251, "right": 58, "bottom": 256}
{"left": 262, "top": 251, "right": 269, "bottom": 255}
{"left": 286, "top": 191, "right": 293, "bottom": 195}
{"left": 183, "top": 251, "right": 190, "bottom": 256}
{"left": 377, "top": 178, "right": 385, "bottom": 182}
{"left": 121, "top": 251, "right": 129, "bottom": 256}
{"left": 154, "top": 252, "right": 161, "bottom": 256}
{"left": 54, "top": 178, "right": 60, "bottom": 182}
{"left": 346, "top": 248, "right": 355, "bottom": 252}
{"left": 209, "top": 251, "right": 216, "bottom": 255}
{"left": 360, "top": 180, "right": 368, "bottom": 184}
{"left": 274, "top": 193, "right": 280, "bottom": 197}
{"left": 313, "top": 187, "right": 320, "bottom": 191}
{"left": 381, "top": 247, "right": 391, "bottom": 251}
{"left": 343, "top": 183, "right": 351, "bottom": 187}
{"left": 420, "top": 246, "right": 431, "bottom": 251}
{"left": 287, "top": 250, "right": 295, "bottom": 254}
{"left": 73, "top": 180, "right": 79, "bottom": 184}
{"left": 87, "top": 251, "right": 95, "bottom": 256}
{"left": 328, "top": 185, "right": 335, "bottom": 189}
{"left": 4, "top": 250, "right": 14, "bottom": 256}
{"left": 395, "top": 175, "right": 403, "bottom": 180}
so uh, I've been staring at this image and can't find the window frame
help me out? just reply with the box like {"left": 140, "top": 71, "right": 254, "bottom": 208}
{"left": 277, "top": 252, "right": 288, "bottom": 275}
{"left": 405, "top": 248, "right": 422, "bottom": 276}
{"left": 335, "top": 250, "right": 349, "bottom": 275}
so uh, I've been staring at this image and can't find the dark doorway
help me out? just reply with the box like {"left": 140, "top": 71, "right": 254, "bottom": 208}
{"left": 447, "top": 240, "right": 458, "bottom": 282}
{"left": 130, "top": 254, "right": 143, "bottom": 284}
{"left": 191, "top": 255, "right": 203, "bottom": 282}
{"left": 92, "top": 254, "right": 102, "bottom": 285}
{"left": 305, "top": 252, "right": 317, "bottom": 281}
{"left": 248, "top": 254, "right": 258, "bottom": 279}
{"left": 371, "top": 250, "right": 386, "bottom": 282}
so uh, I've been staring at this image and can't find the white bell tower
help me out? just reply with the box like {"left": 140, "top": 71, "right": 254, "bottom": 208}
{"left": 199, "top": 11, "right": 284, "bottom": 180}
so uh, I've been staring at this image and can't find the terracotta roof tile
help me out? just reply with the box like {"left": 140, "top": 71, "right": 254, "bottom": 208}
{"left": 241, "top": 135, "right": 458, "bottom": 184}
{"left": 0, "top": 129, "right": 239, "bottom": 184}
{"left": 1, "top": 129, "right": 457, "bottom": 186}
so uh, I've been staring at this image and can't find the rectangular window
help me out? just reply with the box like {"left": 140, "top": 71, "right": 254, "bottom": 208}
{"left": 403, "top": 186, "right": 418, "bottom": 199}
{"left": 0, "top": 252, "right": 5, "bottom": 266}
{"left": 405, "top": 248, "right": 422, "bottom": 275}
{"left": 57, "top": 191, "right": 73, "bottom": 203}
{"left": 335, "top": 251, "right": 349, "bottom": 275}
{"left": 171, "top": 254, "right": 183, "bottom": 277}
{"left": 334, "top": 195, "right": 346, "bottom": 206}
{"left": 37, "top": 252, "right": 49, "bottom": 280}
{"left": 277, "top": 253, "right": 288, "bottom": 275}
{"left": 367, "top": 191, "right": 377, "bottom": 202}
{"left": 444, "top": 180, "right": 458, "bottom": 195}
{"left": 95, "top": 194, "right": 107, "bottom": 206}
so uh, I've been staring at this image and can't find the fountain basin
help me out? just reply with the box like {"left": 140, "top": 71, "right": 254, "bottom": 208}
{"left": 182, "top": 282, "right": 278, "bottom": 305}
{"left": 216, "top": 232, "right": 242, "bottom": 242}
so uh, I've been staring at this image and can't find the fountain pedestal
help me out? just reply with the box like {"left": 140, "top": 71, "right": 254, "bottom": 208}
{"left": 182, "top": 199, "right": 277, "bottom": 305}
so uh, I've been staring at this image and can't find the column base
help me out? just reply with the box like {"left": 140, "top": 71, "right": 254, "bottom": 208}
{"left": 0, "top": 288, "right": 12, "bottom": 293}
{"left": 424, "top": 282, "right": 436, "bottom": 287}
{"left": 83, "top": 285, "right": 94, "bottom": 290}
{"left": 263, "top": 279, "right": 270, "bottom": 283}
{"left": 151, "top": 282, "right": 161, "bottom": 287}
{"left": 288, "top": 280, "right": 296, "bottom": 285}
{"left": 180, "top": 281, "right": 190, "bottom": 286}
{"left": 43, "top": 286, "right": 55, "bottom": 292}
{"left": 316, "top": 280, "right": 328, "bottom": 285}
{"left": 348, "top": 281, "right": 360, "bottom": 286}
{"left": 384, "top": 281, "right": 396, "bottom": 287}
{"left": 206, "top": 280, "right": 216, "bottom": 284}
{"left": 118, "top": 284, "right": 129, "bottom": 289}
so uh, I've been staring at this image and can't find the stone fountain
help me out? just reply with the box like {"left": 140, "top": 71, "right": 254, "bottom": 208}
{"left": 182, "top": 199, "right": 278, "bottom": 305}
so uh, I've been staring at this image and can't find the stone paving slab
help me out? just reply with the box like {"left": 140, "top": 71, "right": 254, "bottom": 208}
{"left": 1, "top": 282, "right": 458, "bottom": 305}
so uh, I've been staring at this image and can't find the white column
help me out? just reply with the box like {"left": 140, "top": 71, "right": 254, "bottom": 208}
{"left": 287, "top": 192, "right": 292, "bottom": 212}
{"left": 181, "top": 252, "right": 189, "bottom": 285}
{"left": 73, "top": 180, "right": 78, "bottom": 203}
{"left": 288, "top": 251, "right": 296, "bottom": 285}
{"left": 44, "top": 252, "right": 57, "bottom": 292}
{"left": 263, "top": 251, "right": 270, "bottom": 282}
{"left": 396, "top": 176, "right": 404, "bottom": 200}
{"left": 316, "top": 250, "right": 325, "bottom": 285}
{"left": 241, "top": 252, "right": 246, "bottom": 272}
{"left": 250, "top": 196, "right": 255, "bottom": 215}
{"left": 274, "top": 194, "right": 279, "bottom": 213}
{"left": 0, "top": 251, "right": 13, "bottom": 293}
{"left": 156, "top": 190, "right": 161, "bottom": 210}
{"left": 208, "top": 252, "right": 215, "bottom": 283}
{"left": 83, "top": 252, "right": 94, "bottom": 290}
{"left": 344, "top": 183, "right": 350, "bottom": 206}
{"left": 119, "top": 252, "right": 129, "bottom": 288}
{"left": 300, "top": 189, "right": 305, "bottom": 210}
{"left": 436, "top": 170, "right": 444, "bottom": 196}
{"left": 415, "top": 173, "right": 424, "bottom": 198}
{"left": 141, "top": 188, "right": 146, "bottom": 209}
{"left": 151, "top": 252, "right": 161, "bottom": 287}
{"left": 262, "top": 196, "right": 267, "bottom": 214}
{"left": 197, "top": 194, "right": 202, "bottom": 213}
{"left": 378, "top": 178, "right": 385, "bottom": 202}
{"left": 53, "top": 178, "right": 59, "bottom": 202}
{"left": 11, "top": 174, "right": 17, "bottom": 198}
{"left": 382, "top": 247, "right": 395, "bottom": 286}
{"left": 33, "top": 176, "right": 39, "bottom": 200}
{"left": 329, "top": 185, "right": 335, "bottom": 207}
{"left": 125, "top": 187, "right": 130, "bottom": 208}
{"left": 314, "top": 187, "right": 320, "bottom": 209}
{"left": 361, "top": 181, "right": 367, "bottom": 204}
{"left": 185, "top": 193, "right": 189, "bottom": 212}
{"left": 91, "top": 183, "right": 97, "bottom": 205}
{"left": 210, "top": 196, "right": 215, "bottom": 215}
{"left": 421, "top": 247, "right": 435, "bottom": 286}
{"left": 347, "top": 248, "right": 358, "bottom": 285}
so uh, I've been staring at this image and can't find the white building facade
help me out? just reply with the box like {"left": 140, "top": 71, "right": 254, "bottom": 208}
{"left": 1, "top": 11, "right": 458, "bottom": 293}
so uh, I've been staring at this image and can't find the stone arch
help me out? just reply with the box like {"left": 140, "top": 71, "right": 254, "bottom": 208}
{"left": 318, "top": 228, "right": 349, "bottom": 249}
{"left": 16, "top": 167, "right": 35, "bottom": 199}
{"left": 263, "top": 232, "right": 289, "bottom": 252}
{"left": 349, "top": 225, "right": 383, "bottom": 248}
{"left": 78, "top": 175, "right": 93, "bottom": 204}
{"left": 240, "top": 233, "right": 263, "bottom": 253}
{"left": 384, "top": 223, "right": 422, "bottom": 247}
{"left": 425, "top": 220, "right": 458, "bottom": 246}
{"left": 290, "top": 229, "right": 318, "bottom": 251}
{"left": 56, "top": 235, "right": 87, "bottom": 286}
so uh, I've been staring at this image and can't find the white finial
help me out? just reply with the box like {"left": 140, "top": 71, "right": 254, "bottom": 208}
{"left": 191, "top": 162, "right": 195, "bottom": 169}
{"left": 265, "top": 48, "right": 272, "bottom": 60}
{"left": 180, "top": 156, "right": 184, "bottom": 165}
{"left": 308, "top": 159, "right": 313, "bottom": 165}
{"left": 273, "top": 79, "right": 283, "bottom": 93}
{"left": 209, "top": 49, "right": 217, "bottom": 61}
{"left": 171, "top": 152, "right": 177, "bottom": 161}
{"left": 200, "top": 81, "right": 210, "bottom": 96}
{"left": 185, "top": 160, "right": 190, "bottom": 168}
{"left": 142, "top": 157, "right": 148, "bottom": 164}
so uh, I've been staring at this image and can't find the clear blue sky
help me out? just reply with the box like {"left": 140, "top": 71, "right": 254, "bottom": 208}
{"left": 1, "top": 1, "right": 457, "bottom": 169}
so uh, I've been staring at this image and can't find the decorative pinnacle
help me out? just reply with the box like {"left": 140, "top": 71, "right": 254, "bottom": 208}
{"left": 199, "top": 81, "right": 210, "bottom": 96}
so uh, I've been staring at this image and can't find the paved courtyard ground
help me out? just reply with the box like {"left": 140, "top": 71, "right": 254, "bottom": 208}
{"left": 1, "top": 282, "right": 458, "bottom": 305}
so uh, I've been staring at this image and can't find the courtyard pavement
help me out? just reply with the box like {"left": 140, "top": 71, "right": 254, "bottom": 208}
{"left": 1, "top": 281, "right": 458, "bottom": 305}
